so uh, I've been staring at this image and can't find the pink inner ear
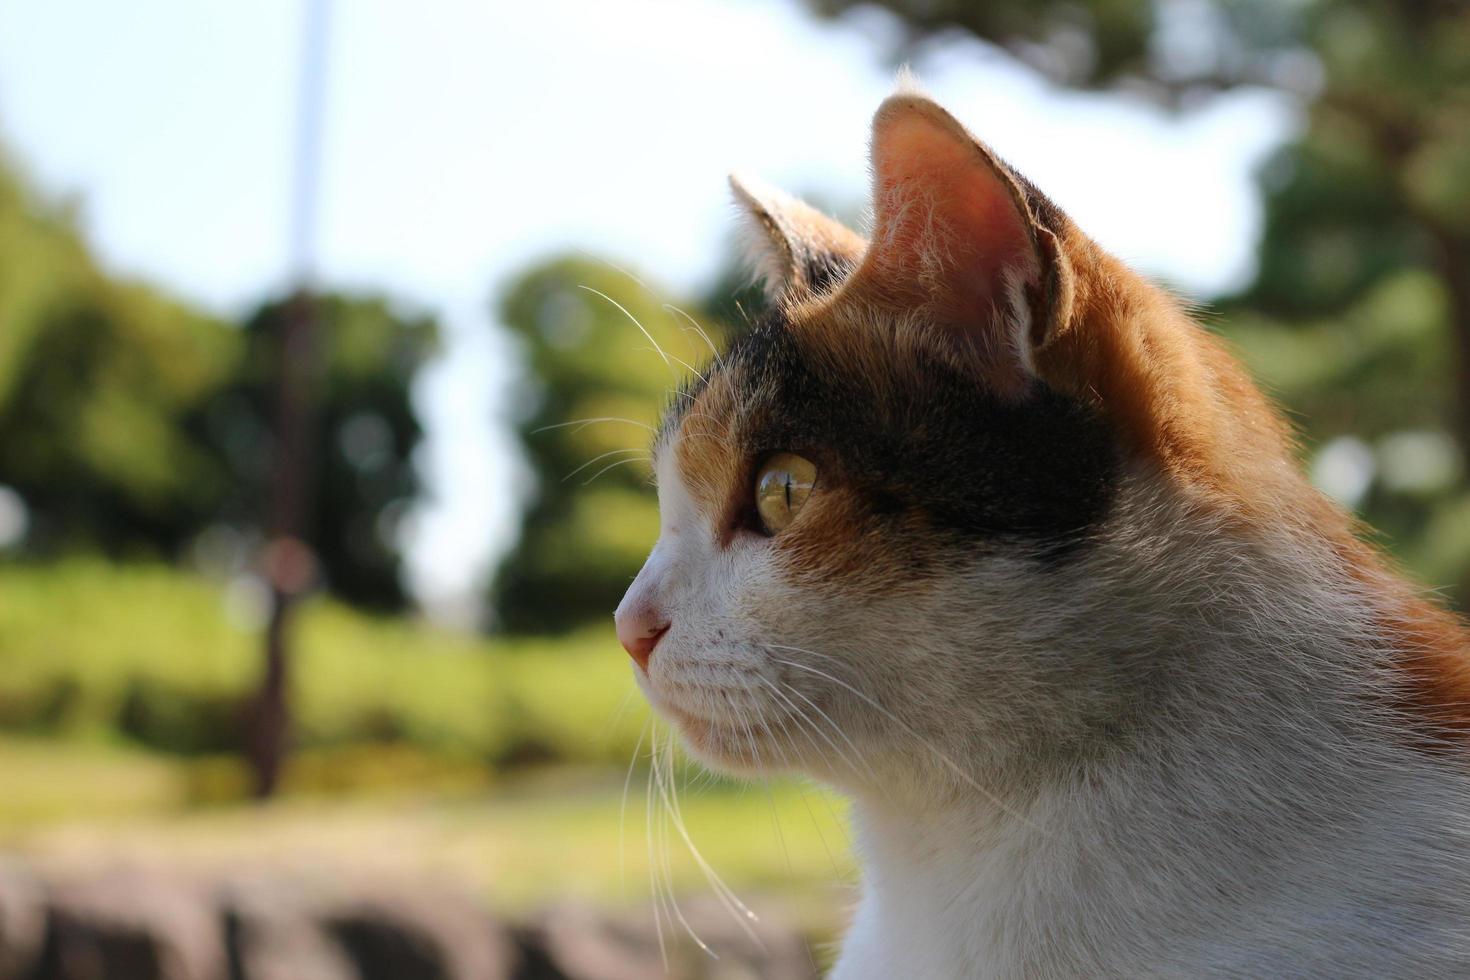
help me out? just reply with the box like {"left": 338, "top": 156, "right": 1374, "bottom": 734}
{"left": 863, "top": 105, "right": 1040, "bottom": 341}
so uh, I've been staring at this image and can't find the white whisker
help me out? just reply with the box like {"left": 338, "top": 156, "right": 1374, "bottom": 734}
{"left": 578, "top": 284, "right": 671, "bottom": 368}
{"left": 762, "top": 675, "right": 877, "bottom": 783}
{"left": 768, "top": 648, "right": 1044, "bottom": 831}
{"left": 645, "top": 726, "right": 669, "bottom": 971}
{"left": 582, "top": 455, "right": 650, "bottom": 485}
{"left": 532, "top": 416, "right": 656, "bottom": 435}
{"left": 652, "top": 726, "right": 764, "bottom": 944}
{"left": 637, "top": 345, "right": 708, "bottom": 384}
{"left": 663, "top": 303, "right": 723, "bottom": 368}
{"left": 572, "top": 247, "right": 651, "bottom": 291}
{"left": 677, "top": 410, "right": 735, "bottom": 434}
{"left": 653, "top": 735, "right": 719, "bottom": 959}
{"left": 753, "top": 681, "right": 860, "bottom": 872}
{"left": 620, "top": 720, "right": 649, "bottom": 897}
{"left": 604, "top": 687, "right": 637, "bottom": 735}
{"left": 562, "top": 446, "right": 647, "bottom": 482}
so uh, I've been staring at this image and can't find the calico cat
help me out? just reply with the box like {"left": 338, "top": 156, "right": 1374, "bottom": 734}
{"left": 615, "top": 82, "right": 1470, "bottom": 978}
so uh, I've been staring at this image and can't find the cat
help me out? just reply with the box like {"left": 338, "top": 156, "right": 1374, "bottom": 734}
{"left": 615, "top": 79, "right": 1470, "bottom": 979}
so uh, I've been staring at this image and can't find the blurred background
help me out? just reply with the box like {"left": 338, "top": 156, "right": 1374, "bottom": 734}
{"left": 0, "top": 1, "right": 1465, "bottom": 977}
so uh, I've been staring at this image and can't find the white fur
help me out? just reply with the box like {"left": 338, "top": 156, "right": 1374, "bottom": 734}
{"left": 1001, "top": 269, "right": 1037, "bottom": 378}
{"left": 729, "top": 171, "right": 801, "bottom": 302}
{"left": 627, "top": 448, "right": 1470, "bottom": 978}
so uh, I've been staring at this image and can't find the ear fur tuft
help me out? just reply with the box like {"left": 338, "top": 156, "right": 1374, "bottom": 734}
{"left": 892, "top": 64, "right": 926, "bottom": 97}
{"left": 728, "top": 173, "right": 866, "bottom": 304}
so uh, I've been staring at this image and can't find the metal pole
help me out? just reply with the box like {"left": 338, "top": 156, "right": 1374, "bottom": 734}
{"left": 247, "top": 0, "right": 330, "bottom": 799}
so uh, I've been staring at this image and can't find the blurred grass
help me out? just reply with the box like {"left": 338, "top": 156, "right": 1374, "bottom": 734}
{"left": 0, "top": 737, "right": 182, "bottom": 823}
{"left": 0, "top": 740, "right": 855, "bottom": 921}
{"left": 0, "top": 558, "right": 647, "bottom": 769}
{"left": 0, "top": 559, "right": 857, "bottom": 918}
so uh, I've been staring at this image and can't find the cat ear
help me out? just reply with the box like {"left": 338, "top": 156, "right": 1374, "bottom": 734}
{"left": 729, "top": 173, "right": 867, "bottom": 303}
{"left": 855, "top": 92, "right": 1074, "bottom": 390}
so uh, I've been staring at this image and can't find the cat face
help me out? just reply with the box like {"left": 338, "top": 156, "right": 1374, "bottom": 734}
{"left": 616, "top": 88, "right": 1319, "bottom": 791}
{"left": 621, "top": 314, "right": 1119, "bottom": 787}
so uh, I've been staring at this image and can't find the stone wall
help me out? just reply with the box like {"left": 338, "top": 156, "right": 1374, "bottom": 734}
{"left": 0, "top": 862, "right": 823, "bottom": 980}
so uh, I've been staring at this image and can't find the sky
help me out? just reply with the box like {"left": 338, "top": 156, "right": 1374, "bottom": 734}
{"left": 0, "top": 0, "right": 1296, "bottom": 623}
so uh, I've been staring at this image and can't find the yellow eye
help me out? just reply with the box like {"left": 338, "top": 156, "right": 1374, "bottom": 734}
{"left": 754, "top": 453, "right": 817, "bottom": 534}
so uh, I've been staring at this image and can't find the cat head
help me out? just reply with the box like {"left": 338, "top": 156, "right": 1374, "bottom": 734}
{"left": 614, "top": 88, "right": 1365, "bottom": 794}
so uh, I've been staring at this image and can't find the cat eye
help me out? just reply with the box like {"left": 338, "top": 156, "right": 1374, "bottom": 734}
{"left": 754, "top": 453, "right": 817, "bottom": 534}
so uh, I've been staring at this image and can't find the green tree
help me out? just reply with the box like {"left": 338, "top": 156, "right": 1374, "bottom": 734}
{"left": 0, "top": 147, "right": 437, "bottom": 609}
{"left": 202, "top": 294, "right": 437, "bottom": 609}
{"left": 0, "top": 152, "right": 239, "bottom": 555}
{"left": 492, "top": 256, "right": 728, "bottom": 633}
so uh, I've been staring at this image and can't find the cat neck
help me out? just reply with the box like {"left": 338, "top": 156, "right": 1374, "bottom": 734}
{"left": 840, "top": 679, "right": 1470, "bottom": 979}
{"left": 831, "top": 525, "right": 1470, "bottom": 979}
{"left": 839, "top": 729, "right": 1470, "bottom": 978}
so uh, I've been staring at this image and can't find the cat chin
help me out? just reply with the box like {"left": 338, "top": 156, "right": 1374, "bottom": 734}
{"left": 652, "top": 700, "right": 785, "bottom": 776}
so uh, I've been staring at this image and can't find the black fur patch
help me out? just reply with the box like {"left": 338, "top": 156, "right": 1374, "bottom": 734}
{"left": 800, "top": 250, "right": 857, "bottom": 297}
{"left": 674, "top": 309, "right": 1117, "bottom": 558}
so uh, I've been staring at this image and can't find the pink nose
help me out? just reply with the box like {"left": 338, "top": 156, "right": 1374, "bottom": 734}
{"left": 616, "top": 605, "right": 669, "bottom": 671}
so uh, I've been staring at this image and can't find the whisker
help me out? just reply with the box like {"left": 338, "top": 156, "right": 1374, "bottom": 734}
{"left": 743, "top": 686, "right": 798, "bottom": 774}
{"left": 795, "top": 778, "right": 848, "bottom": 880}
{"left": 677, "top": 410, "right": 735, "bottom": 435}
{"left": 755, "top": 680, "right": 825, "bottom": 767}
{"left": 604, "top": 687, "right": 637, "bottom": 735}
{"left": 729, "top": 703, "right": 796, "bottom": 907}
{"left": 562, "top": 446, "right": 647, "bottom": 482}
{"left": 762, "top": 676, "right": 877, "bottom": 784}
{"left": 645, "top": 726, "right": 670, "bottom": 970}
{"left": 653, "top": 729, "right": 764, "bottom": 944}
{"left": 578, "top": 284, "right": 672, "bottom": 368}
{"left": 774, "top": 691, "right": 859, "bottom": 864}
{"left": 653, "top": 736, "right": 719, "bottom": 959}
{"left": 654, "top": 728, "right": 710, "bottom": 962}
{"left": 765, "top": 779, "right": 794, "bottom": 880}
{"left": 582, "top": 455, "right": 651, "bottom": 486}
{"left": 767, "top": 648, "right": 1044, "bottom": 831}
{"left": 741, "top": 693, "right": 850, "bottom": 964}
{"left": 733, "top": 298, "right": 755, "bottom": 326}
{"left": 637, "top": 345, "right": 708, "bottom": 384}
{"left": 663, "top": 303, "right": 723, "bottom": 367}
{"left": 753, "top": 682, "right": 862, "bottom": 862}
{"left": 671, "top": 429, "right": 736, "bottom": 452}
{"left": 620, "top": 720, "right": 649, "bottom": 897}
{"left": 532, "top": 416, "right": 656, "bottom": 435}
{"left": 667, "top": 410, "right": 737, "bottom": 453}
{"left": 572, "top": 247, "right": 651, "bottom": 291}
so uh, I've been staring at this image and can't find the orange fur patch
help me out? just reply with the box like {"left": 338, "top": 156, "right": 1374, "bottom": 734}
{"left": 671, "top": 372, "right": 743, "bottom": 523}
{"left": 1034, "top": 230, "right": 1470, "bottom": 743}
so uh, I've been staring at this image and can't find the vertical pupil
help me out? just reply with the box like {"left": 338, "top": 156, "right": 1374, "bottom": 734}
{"left": 784, "top": 473, "right": 792, "bottom": 509}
